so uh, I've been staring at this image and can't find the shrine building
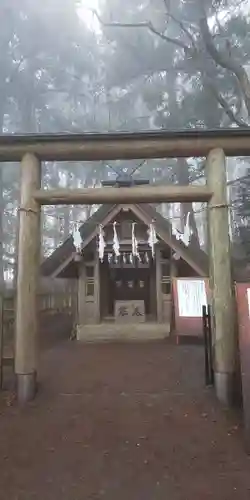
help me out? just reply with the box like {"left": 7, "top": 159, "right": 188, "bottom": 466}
{"left": 41, "top": 177, "right": 208, "bottom": 341}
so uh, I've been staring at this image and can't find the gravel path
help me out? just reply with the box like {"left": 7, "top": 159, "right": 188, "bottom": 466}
{"left": 0, "top": 341, "right": 249, "bottom": 500}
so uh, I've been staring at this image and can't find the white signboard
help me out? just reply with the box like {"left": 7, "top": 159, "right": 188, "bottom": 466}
{"left": 177, "top": 279, "right": 207, "bottom": 318}
{"left": 115, "top": 300, "right": 145, "bottom": 323}
{"left": 247, "top": 289, "right": 250, "bottom": 318}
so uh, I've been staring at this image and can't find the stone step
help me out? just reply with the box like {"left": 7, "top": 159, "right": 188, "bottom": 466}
{"left": 77, "top": 323, "right": 170, "bottom": 343}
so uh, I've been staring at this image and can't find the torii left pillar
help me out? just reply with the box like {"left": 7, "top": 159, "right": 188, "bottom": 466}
{"left": 15, "top": 153, "right": 41, "bottom": 403}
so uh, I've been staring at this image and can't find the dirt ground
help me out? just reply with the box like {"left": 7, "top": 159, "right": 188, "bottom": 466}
{"left": 0, "top": 339, "right": 250, "bottom": 500}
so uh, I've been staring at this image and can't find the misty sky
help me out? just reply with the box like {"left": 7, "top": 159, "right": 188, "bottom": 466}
{"left": 78, "top": 0, "right": 99, "bottom": 29}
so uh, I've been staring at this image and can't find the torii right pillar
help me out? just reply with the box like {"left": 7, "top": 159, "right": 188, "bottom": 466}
{"left": 206, "top": 148, "right": 238, "bottom": 406}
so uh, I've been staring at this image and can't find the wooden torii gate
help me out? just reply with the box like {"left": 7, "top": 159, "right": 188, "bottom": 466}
{"left": 1, "top": 128, "right": 246, "bottom": 405}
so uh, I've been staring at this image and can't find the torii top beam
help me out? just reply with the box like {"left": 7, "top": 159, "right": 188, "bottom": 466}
{"left": 0, "top": 128, "right": 250, "bottom": 162}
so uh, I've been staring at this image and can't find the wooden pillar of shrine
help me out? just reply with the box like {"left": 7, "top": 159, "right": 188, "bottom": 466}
{"left": 15, "top": 153, "right": 41, "bottom": 403}
{"left": 206, "top": 148, "right": 237, "bottom": 406}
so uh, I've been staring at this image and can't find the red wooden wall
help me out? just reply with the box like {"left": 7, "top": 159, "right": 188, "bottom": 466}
{"left": 235, "top": 283, "right": 250, "bottom": 449}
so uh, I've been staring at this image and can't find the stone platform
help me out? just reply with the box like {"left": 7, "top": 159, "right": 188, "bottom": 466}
{"left": 77, "top": 322, "right": 170, "bottom": 343}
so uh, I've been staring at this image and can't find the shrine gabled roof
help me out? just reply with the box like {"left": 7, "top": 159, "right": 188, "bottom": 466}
{"left": 138, "top": 204, "right": 208, "bottom": 277}
{"left": 40, "top": 204, "right": 115, "bottom": 277}
{"left": 40, "top": 202, "right": 208, "bottom": 278}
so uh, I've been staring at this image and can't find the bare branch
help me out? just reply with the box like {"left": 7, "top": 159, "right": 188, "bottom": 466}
{"left": 167, "top": 13, "right": 197, "bottom": 49}
{"left": 162, "top": 0, "right": 197, "bottom": 50}
{"left": 206, "top": 78, "right": 249, "bottom": 127}
{"left": 163, "top": 0, "right": 171, "bottom": 12}
{"left": 91, "top": 9, "right": 193, "bottom": 54}
{"left": 200, "top": 15, "right": 250, "bottom": 115}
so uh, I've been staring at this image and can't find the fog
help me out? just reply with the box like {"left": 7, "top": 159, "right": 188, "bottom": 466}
{"left": 0, "top": 0, "right": 249, "bottom": 285}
